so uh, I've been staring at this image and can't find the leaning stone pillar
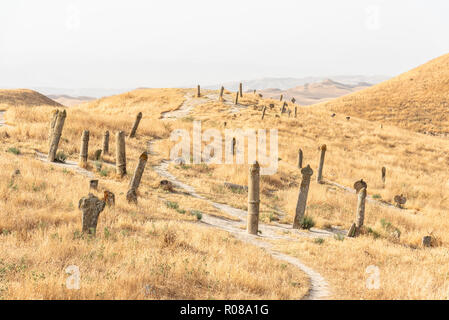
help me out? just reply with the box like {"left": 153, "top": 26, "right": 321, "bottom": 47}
{"left": 126, "top": 152, "right": 148, "bottom": 204}
{"left": 48, "top": 110, "right": 67, "bottom": 162}
{"left": 129, "top": 112, "right": 142, "bottom": 138}
{"left": 293, "top": 165, "right": 313, "bottom": 229}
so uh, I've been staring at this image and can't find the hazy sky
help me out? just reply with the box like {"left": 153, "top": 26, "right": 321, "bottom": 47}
{"left": 0, "top": 0, "right": 448, "bottom": 89}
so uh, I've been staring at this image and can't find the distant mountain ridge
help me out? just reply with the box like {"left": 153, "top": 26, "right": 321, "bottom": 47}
{"left": 47, "top": 94, "right": 96, "bottom": 107}
{"left": 258, "top": 78, "right": 374, "bottom": 106}
{"left": 203, "top": 75, "right": 389, "bottom": 91}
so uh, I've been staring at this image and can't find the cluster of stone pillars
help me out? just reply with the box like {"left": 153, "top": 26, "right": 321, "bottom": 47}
{"left": 46, "top": 109, "right": 148, "bottom": 236}
{"left": 246, "top": 144, "right": 369, "bottom": 239}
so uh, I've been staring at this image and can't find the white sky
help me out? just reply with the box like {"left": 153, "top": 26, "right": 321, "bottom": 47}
{"left": 0, "top": 0, "right": 448, "bottom": 88}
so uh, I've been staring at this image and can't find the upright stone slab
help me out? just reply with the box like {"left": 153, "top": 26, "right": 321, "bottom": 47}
{"left": 280, "top": 94, "right": 283, "bottom": 101}
{"left": 129, "top": 112, "right": 142, "bottom": 138}
{"left": 127, "top": 152, "right": 148, "bottom": 204}
{"left": 116, "top": 131, "right": 126, "bottom": 177}
{"left": 239, "top": 83, "right": 243, "bottom": 98}
{"left": 316, "top": 144, "right": 326, "bottom": 184}
{"left": 197, "top": 85, "right": 201, "bottom": 97}
{"left": 381, "top": 166, "right": 386, "bottom": 186}
{"left": 234, "top": 91, "right": 239, "bottom": 105}
{"left": 78, "top": 193, "right": 105, "bottom": 235}
{"left": 79, "top": 130, "right": 89, "bottom": 166}
{"left": 298, "top": 148, "right": 303, "bottom": 169}
{"left": 293, "top": 165, "right": 313, "bottom": 229}
{"left": 247, "top": 161, "right": 260, "bottom": 235}
{"left": 103, "top": 131, "right": 109, "bottom": 155}
{"left": 294, "top": 106, "right": 297, "bottom": 118}
{"left": 48, "top": 110, "right": 67, "bottom": 162}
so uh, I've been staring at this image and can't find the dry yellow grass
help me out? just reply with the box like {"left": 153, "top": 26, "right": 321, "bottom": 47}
{"left": 0, "top": 89, "right": 309, "bottom": 299}
{"left": 316, "top": 53, "right": 449, "bottom": 136}
{"left": 3, "top": 57, "right": 449, "bottom": 299}
{"left": 145, "top": 84, "right": 449, "bottom": 299}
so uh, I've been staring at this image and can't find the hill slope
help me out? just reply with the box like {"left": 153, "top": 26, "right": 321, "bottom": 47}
{"left": 259, "top": 79, "right": 372, "bottom": 105}
{"left": 0, "top": 89, "right": 62, "bottom": 108}
{"left": 317, "top": 53, "right": 449, "bottom": 135}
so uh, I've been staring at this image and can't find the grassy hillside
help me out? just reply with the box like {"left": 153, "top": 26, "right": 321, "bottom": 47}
{"left": 2, "top": 79, "right": 449, "bottom": 299}
{"left": 317, "top": 53, "right": 449, "bottom": 135}
{"left": 0, "top": 89, "right": 62, "bottom": 109}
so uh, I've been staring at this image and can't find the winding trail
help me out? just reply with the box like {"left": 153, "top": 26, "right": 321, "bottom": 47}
{"left": 150, "top": 143, "right": 331, "bottom": 300}
{"left": 154, "top": 93, "right": 333, "bottom": 299}
{"left": 35, "top": 151, "right": 95, "bottom": 178}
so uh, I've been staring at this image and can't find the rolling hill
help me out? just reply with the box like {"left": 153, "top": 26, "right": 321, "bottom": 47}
{"left": 317, "top": 53, "right": 449, "bottom": 135}
{"left": 0, "top": 89, "right": 62, "bottom": 108}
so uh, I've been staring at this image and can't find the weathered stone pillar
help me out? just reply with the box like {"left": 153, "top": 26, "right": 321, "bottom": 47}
{"left": 294, "top": 106, "right": 297, "bottom": 118}
{"left": 197, "top": 85, "right": 201, "bottom": 97}
{"left": 298, "top": 148, "right": 303, "bottom": 169}
{"left": 78, "top": 193, "right": 106, "bottom": 235}
{"left": 347, "top": 185, "right": 367, "bottom": 237}
{"left": 126, "top": 152, "right": 148, "bottom": 204}
{"left": 48, "top": 110, "right": 67, "bottom": 162}
{"left": 239, "top": 83, "right": 243, "bottom": 98}
{"left": 129, "top": 112, "right": 142, "bottom": 138}
{"left": 261, "top": 106, "right": 266, "bottom": 120}
{"left": 381, "top": 166, "right": 386, "bottom": 186}
{"left": 280, "top": 94, "right": 283, "bottom": 101}
{"left": 48, "top": 110, "right": 59, "bottom": 149}
{"left": 79, "top": 130, "right": 89, "bottom": 166}
{"left": 219, "top": 86, "right": 224, "bottom": 101}
{"left": 293, "top": 165, "right": 313, "bottom": 229}
{"left": 235, "top": 91, "right": 239, "bottom": 105}
{"left": 232, "top": 137, "right": 236, "bottom": 155}
{"left": 116, "top": 131, "right": 126, "bottom": 177}
{"left": 103, "top": 131, "right": 109, "bottom": 155}
{"left": 316, "top": 144, "right": 326, "bottom": 184}
{"left": 247, "top": 161, "right": 260, "bottom": 235}
{"left": 355, "top": 187, "right": 367, "bottom": 233}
